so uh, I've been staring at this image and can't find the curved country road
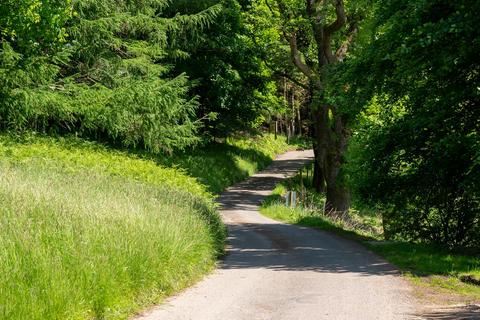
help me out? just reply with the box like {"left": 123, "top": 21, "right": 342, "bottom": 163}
{"left": 136, "top": 150, "right": 416, "bottom": 320}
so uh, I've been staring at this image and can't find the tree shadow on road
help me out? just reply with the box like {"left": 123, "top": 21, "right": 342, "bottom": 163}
{"left": 220, "top": 221, "right": 401, "bottom": 277}
{"left": 414, "top": 305, "right": 480, "bottom": 319}
{"left": 218, "top": 155, "right": 398, "bottom": 277}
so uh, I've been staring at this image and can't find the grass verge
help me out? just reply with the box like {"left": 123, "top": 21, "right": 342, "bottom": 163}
{"left": 259, "top": 169, "right": 480, "bottom": 303}
{"left": 0, "top": 133, "right": 298, "bottom": 320}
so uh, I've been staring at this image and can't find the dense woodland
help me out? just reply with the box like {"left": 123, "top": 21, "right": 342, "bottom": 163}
{"left": 1, "top": 0, "right": 479, "bottom": 266}
{"left": 0, "top": 0, "right": 479, "bottom": 318}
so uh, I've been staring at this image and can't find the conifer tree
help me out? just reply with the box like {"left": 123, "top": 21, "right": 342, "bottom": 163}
{"left": 0, "top": 0, "right": 222, "bottom": 153}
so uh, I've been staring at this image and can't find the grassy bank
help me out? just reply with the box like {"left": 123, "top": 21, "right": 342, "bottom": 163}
{"left": 260, "top": 169, "right": 480, "bottom": 302}
{"left": 148, "top": 134, "right": 301, "bottom": 193}
{"left": 0, "top": 133, "right": 296, "bottom": 320}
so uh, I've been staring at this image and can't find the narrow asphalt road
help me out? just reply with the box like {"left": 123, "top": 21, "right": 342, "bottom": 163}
{"left": 136, "top": 150, "right": 416, "bottom": 320}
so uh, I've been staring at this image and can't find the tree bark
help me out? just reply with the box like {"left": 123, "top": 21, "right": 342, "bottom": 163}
{"left": 297, "top": 106, "right": 302, "bottom": 136}
{"left": 312, "top": 147, "right": 325, "bottom": 192}
{"left": 312, "top": 108, "right": 328, "bottom": 193}
{"left": 324, "top": 111, "right": 350, "bottom": 214}
{"left": 286, "top": 121, "right": 291, "bottom": 143}
{"left": 313, "top": 106, "right": 350, "bottom": 214}
{"left": 291, "top": 90, "right": 296, "bottom": 136}
{"left": 324, "top": 155, "right": 350, "bottom": 214}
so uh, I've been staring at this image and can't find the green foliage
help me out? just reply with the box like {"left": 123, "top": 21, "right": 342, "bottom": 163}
{"left": 0, "top": 0, "right": 73, "bottom": 51}
{"left": 171, "top": 0, "right": 276, "bottom": 135}
{"left": 0, "top": 0, "right": 288, "bottom": 147}
{"left": 0, "top": 0, "right": 73, "bottom": 122}
{"left": 0, "top": 0, "right": 223, "bottom": 153}
{"left": 3, "top": 75, "right": 202, "bottom": 153}
{"left": 342, "top": 0, "right": 480, "bottom": 248}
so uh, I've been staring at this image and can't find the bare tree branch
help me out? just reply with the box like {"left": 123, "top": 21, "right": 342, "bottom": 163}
{"left": 259, "top": 49, "right": 310, "bottom": 90}
{"left": 274, "top": 1, "right": 317, "bottom": 83}
{"left": 322, "top": 34, "right": 335, "bottom": 64}
{"left": 324, "top": 0, "right": 346, "bottom": 36}
{"left": 288, "top": 32, "right": 314, "bottom": 80}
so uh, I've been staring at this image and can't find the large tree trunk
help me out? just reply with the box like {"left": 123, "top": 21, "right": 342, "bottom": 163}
{"left": 324, "top": 152, "right": 350, "bottom": 214}
{"left": 312, "top": 147, "right": 325, "bottom": 192}
{"left": 312, "top": 108, "right": 327, "bottom": 193}
{"left": 313, "top": 106, "right": 350, "bottom": 214}
{"left": 325, "top": 111, "right": 350, "bottom": 213}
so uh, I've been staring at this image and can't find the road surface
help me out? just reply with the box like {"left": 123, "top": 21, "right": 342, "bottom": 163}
{"left": 136, "top": 150, "right": 416, "bottom": 320}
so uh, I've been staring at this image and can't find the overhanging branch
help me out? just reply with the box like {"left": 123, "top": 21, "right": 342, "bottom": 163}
{"left": 288, "top": 33, "right": 314, "bottom": 80}
{"left": 324, "top": 0, "right": 346, "bottom": 36}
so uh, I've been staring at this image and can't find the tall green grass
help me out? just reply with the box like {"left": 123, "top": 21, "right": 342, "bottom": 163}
{"left": 0, "top": 162, "right": 222, "bottom": 319}
{"left": 260, "top": 168, "right": 383, "bottom": 240}
{"left": 0, "top": 133, "right": 298, "bottom": 319}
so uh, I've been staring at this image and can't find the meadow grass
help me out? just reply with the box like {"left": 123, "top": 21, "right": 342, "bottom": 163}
{"left": 0, "top": 162, "right": 222, "bottom": 320}
{"left": 0, "top": 134, "right": 211, "bottom": 199}
{"left": 260, "top": 170, "right": 480, "bottom": 301}
{"left": 0, "top": 133, "right": 297, "bottom": 319}
{"left": 0, "top": 133, "right": 297, "bottom": 195}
